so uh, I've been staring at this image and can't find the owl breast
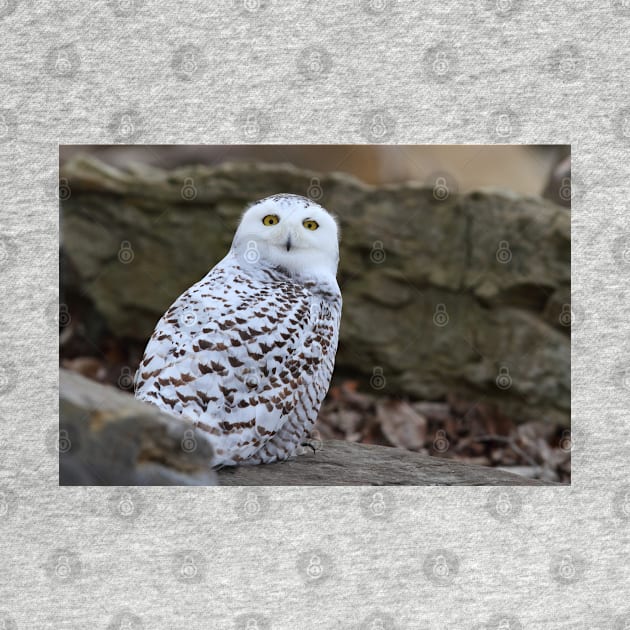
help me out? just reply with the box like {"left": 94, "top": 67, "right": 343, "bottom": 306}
{"left": 134, "top": 253, "right": 341, "bottom": 466}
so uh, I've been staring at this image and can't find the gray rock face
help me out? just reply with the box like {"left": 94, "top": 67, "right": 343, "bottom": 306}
{"left": 59, "top": 369, "right": 555, "bottom": 486}
{"left": 217, "top": 440, "right": 557, "bottom": 486}
{"left": 60, "top": 157, "right": 570, "bottom": 427}
{"left": 59, "top": 369, "right": 218, "bottom": 485}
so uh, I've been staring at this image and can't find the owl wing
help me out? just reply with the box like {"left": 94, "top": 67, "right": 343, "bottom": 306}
{"left": 134, "top": 256, "right": 338, "bottom": 466}
{"left": 246, "top": 287, "right": 341, "bottom": 465}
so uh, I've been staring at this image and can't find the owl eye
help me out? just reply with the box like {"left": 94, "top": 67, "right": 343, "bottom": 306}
{"left": 262, "top": 214, "right": 280, "bottom": 226}
{"left": 302, "top": 219, "right": 319, "bottom": 231}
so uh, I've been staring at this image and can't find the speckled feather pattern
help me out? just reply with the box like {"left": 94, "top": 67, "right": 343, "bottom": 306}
{"left": 134, "top": 252, "right": 341, "bottom": 466}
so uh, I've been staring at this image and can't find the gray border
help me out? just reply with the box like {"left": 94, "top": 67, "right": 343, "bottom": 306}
{"left": 1, "top": 2, "right": 628, "bottom": 628}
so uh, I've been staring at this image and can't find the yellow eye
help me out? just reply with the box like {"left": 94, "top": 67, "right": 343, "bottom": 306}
{"left": 262, "top": 214, "right": 279, "bottom": 226}
{"left": 303, "top": 219, "right": 319, "bottom": 231}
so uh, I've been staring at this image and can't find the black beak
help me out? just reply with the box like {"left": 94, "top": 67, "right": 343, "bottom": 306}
{"left": 285, "top": 236, "right": 292, "bottom": 252}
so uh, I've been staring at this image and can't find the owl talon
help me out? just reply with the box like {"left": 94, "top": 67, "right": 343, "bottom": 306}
{"left": 300, "top": 441, "right": 318, "bottom": 454}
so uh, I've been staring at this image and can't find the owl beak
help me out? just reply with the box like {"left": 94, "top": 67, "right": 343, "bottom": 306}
{"left": 285, "top": 235, "right": 292, "bottom": 252}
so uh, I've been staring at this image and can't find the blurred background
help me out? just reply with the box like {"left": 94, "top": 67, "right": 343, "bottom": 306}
{"left": 60, "top": 144, "right": 570, "bottom": 198}
{"left": 59, "top": 145, "right": 571, "bottom": 482}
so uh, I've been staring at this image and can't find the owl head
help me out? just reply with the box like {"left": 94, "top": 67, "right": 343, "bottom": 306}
{"left": 231, "top": 194, "right": 340, "bottom": 278}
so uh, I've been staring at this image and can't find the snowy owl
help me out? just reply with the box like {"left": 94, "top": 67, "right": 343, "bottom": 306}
{"left": 134, "top": 194, "right": 342, "bottom": 466}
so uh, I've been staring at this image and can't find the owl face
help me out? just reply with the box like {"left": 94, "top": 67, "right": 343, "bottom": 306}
{"left": 232, "top": 194, "right": 340, "bottom": 278}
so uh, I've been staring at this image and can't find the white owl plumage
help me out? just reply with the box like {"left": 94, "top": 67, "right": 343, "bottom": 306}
{"left": 134, "top": 194, "right": 342, "bottom": 466}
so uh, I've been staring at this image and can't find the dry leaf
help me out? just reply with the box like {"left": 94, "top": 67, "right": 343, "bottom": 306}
{"left": 376, "top": 400, "right": 427, "bottom": 451}
{"left": 61, "top": 356, "right": 107, "bottom": 382}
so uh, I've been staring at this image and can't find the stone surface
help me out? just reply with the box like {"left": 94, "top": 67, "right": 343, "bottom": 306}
{"left": 59, "top": 368, "right": 557, "bottom": 486}
{"left": 217, "top": 440, "right": 557, "bottom": 486}
{"left": 60, "top": 156, "right": 570, "bottom": 426}
{"left": 59, "top": 369, "right": 218, "bottom": 485}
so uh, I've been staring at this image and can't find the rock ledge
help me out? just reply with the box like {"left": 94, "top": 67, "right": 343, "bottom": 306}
{"left": 60, "top": 369, "right": 556, "bottom": 486}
